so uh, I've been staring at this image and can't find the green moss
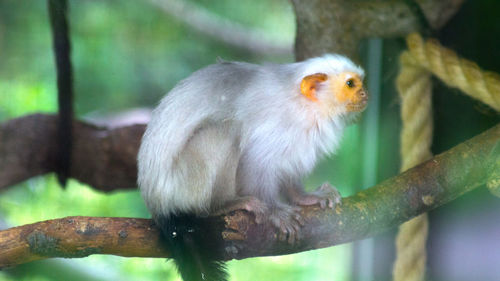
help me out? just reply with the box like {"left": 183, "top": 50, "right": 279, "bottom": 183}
{"left": 27, "top": 231, "right": 102, "bottom": 258}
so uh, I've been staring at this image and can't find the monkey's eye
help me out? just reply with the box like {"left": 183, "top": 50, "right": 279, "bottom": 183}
{"left": 346, "top": 79, "right": 355, "bottom": 88}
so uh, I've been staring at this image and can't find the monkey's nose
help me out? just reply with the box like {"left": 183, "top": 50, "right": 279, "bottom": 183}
{"left": 358, "top": 89, "right": 368, "bottom": 102}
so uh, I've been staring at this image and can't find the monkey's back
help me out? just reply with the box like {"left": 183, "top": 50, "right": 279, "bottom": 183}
{"left": 137, "top": 61, "right": 263, "bottom": 216}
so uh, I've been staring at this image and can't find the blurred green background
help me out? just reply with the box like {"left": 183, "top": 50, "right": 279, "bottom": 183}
{"left": 1, "top": 0, "right": 499, "bottom": 281}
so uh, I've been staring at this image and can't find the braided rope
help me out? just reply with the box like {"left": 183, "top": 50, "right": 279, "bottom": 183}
{"left": 406, "top": 33, "right": 500, "bottom": 111}
{"left": 393, "top": 32, "right": 500, "bottom": 281}
{"left": 393, "top": 49, "right": 433, "bottom": 281}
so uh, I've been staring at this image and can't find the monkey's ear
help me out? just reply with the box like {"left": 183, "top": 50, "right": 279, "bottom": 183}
{"left": 300, "top": 73, "right": 328, "bottom": 102}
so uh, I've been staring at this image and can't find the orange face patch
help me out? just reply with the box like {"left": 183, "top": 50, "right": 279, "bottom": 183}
{"left": 330, "top": 72, "right": 368, "bottom": 112}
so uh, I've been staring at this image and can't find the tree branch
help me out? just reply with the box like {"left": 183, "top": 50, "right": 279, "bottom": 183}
{"left": 0, "top": 114, "right": 143, "bottom": 191}
{"left": 1, "top": 123, "right": 498, "bottom": 268}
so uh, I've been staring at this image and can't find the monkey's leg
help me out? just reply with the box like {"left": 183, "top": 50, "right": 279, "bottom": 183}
{"left": 212, "top": 196, "right": 269, "bottom": 224}
{"left": 234, "top": 160, "right": 305, "bottom": 243}
{"left": 286, "top": 182, "right": 342, "bottom": 209}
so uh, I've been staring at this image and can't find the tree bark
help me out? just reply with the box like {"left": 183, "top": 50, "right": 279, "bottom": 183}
{"left": 1, "top": 122, "right": 498, "bottom": 268}
{"left": 291, "top": 0, "right": 464, "bottom": 60}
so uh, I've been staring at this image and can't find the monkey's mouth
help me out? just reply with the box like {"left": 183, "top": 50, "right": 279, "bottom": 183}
{"left": 346, "top": 102, "right": 367, "bottom": 112}
{"left": 346, "top": 89, "right": 368, "bottom": 112}
{"left": 346, "top": 98, "right": 368, "bottom": 112}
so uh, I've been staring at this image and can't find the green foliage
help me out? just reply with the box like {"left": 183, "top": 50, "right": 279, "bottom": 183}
{"left": 0, "top": 81, "right": 56, "bottom": 120}
{"left": 0, "top": 176, "right": 148, "bottom": 224}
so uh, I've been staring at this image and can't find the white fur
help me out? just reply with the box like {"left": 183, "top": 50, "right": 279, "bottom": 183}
{"left": 137, "top": 54, "right": 364, "bottom": 216}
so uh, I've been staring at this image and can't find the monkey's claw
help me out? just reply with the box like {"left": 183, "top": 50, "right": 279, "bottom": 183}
{"left": 317, "top": 182, "right": 342, "bottom": 207}
{"left": 293, "top": 182, "right": 342, "bottom": 209}
{"left": 270, "top": 205, "right": 304, "bottom": 244}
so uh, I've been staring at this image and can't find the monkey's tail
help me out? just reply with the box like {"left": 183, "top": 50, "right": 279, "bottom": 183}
{"left": 155, "top": 214, "right": 228, "bottom": 281}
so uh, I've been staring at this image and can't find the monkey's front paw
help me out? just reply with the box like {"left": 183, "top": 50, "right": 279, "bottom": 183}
{"left": 293, "top": 182, "right": 342, "bottom": 209}
{"left": 269, "top": 205, "right": 305, "bottom": 244}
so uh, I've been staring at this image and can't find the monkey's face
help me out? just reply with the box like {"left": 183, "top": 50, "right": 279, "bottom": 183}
{"left": 300, "top": 71, "right": 368, "bottom": 118}
{"left": 330, "top": 72, "right": 368, "bottom": 113}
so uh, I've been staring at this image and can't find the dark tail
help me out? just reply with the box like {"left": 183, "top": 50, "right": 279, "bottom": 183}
{"left": 155, "top": 214, "right": 228, "bottom": 281}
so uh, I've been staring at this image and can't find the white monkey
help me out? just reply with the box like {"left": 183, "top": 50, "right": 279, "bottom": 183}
{"left": 137, "top": 54, "right": 367, "bottom": 281}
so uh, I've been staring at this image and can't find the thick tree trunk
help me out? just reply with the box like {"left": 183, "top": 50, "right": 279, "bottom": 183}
{"left": 291, "top": 0, "right": 464, "bottom": 60}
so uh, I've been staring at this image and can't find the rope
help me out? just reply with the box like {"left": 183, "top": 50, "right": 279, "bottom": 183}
{"left": 393, "top": 48, "right": 433, "bottom": 281}
{"left": 405, "top": 33, "right": 500, "bottom": 111}
{"left": 393, "top": 32, "right": 500, "bottom": 281}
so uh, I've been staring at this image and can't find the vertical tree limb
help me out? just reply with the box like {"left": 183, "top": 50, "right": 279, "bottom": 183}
{"left": 48, "top": 0, "right": 74, "bottom": 187}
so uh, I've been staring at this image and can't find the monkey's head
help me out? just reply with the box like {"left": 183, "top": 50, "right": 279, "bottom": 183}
{"left": 299, "top": 55, "right": 368, "bottom": 119}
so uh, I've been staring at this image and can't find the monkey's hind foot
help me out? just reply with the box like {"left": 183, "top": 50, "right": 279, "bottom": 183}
{"left": 213, "top": 196, "right": 268, "bottom": 224}
{"left": 292, "top": 182, "right": 342, "bottom": 209}
{"left": 269, "top": 204, "right": 305, "bottom": 244}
